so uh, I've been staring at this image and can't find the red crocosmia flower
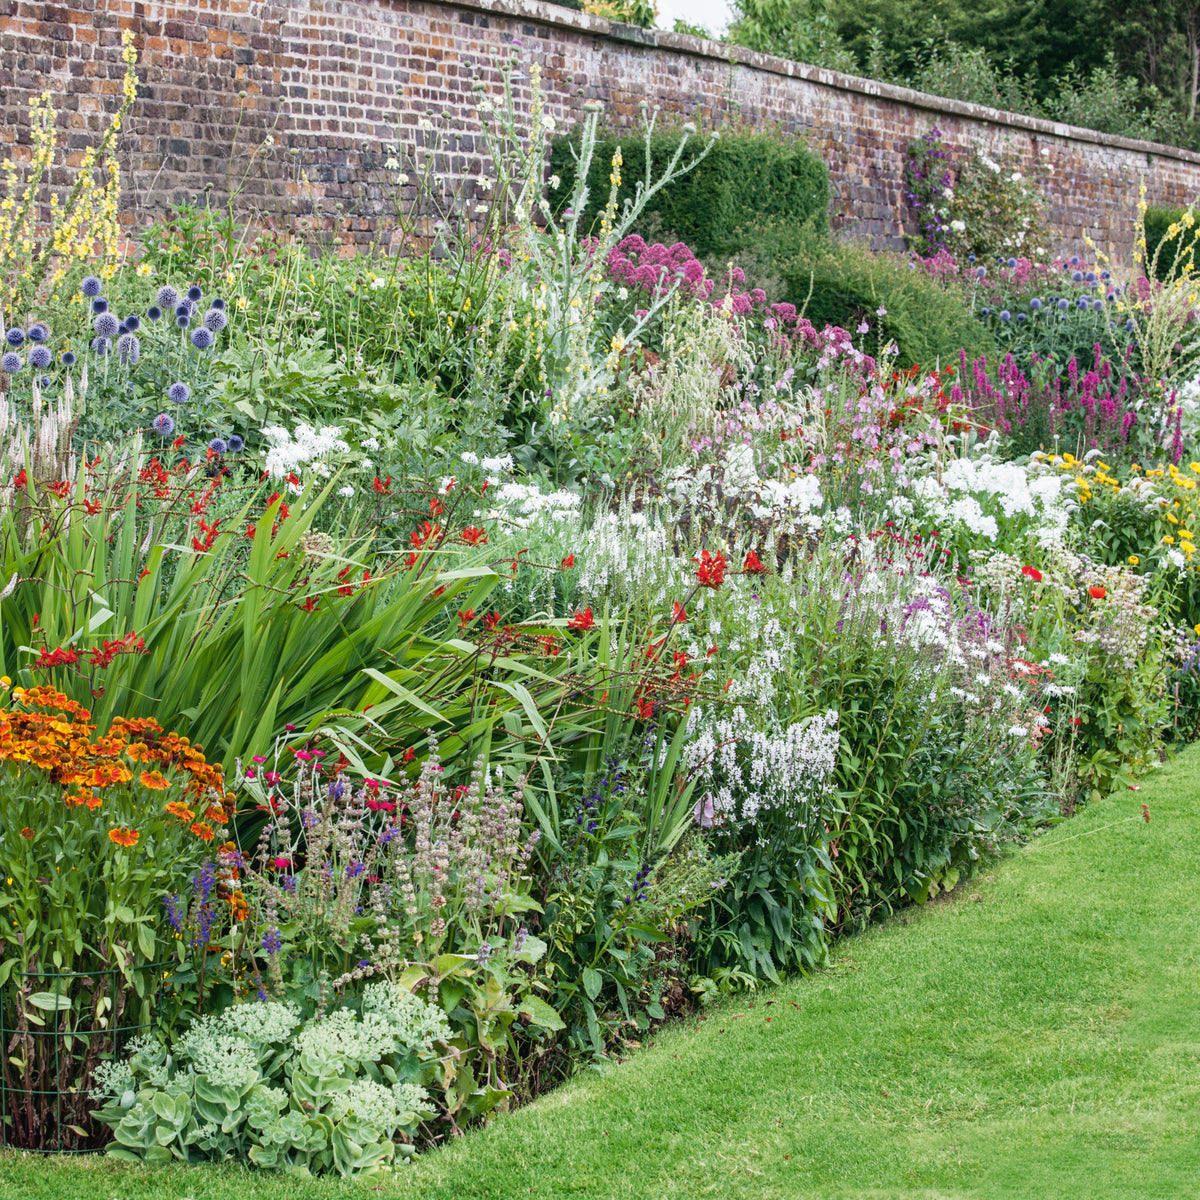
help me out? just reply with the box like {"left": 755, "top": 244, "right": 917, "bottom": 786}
{"left": 403, "top": 747, "right": 416, "bottom": 763}
{"left": 707, "top": 644, "right": 720, "bottom": 658}
{"left": 671, "top": 601, "right": 689, "bottom": 624}
{"left": 373, "top": 475, "right": 392, "bottom": 494}
{"left": 1088, "top": 585, "right": 1107, "bottom": 600}
{"left": 742, "top": 550, "right": 767, "bottom": 575}
{"left": 461, "top": 525, "right": 488, "bottom": 546}
{"left": 692, "top": 549, "right": 727, "bottom": 588}
{"left": 457, "top": 608, "right": 475, "bottom": 629}
{"left": 636, "top": 695, "right": 656, "bottom": 721}
{"left": 568, "top": 607, "right": 595, "bottom": 631}
{"left": 172, "top": 435, "right": 186, "bottom": 450}
{"left": 1021, "top": 565, "right": 1043, "bottom": 582}
{"left": 483, "top": 611, "right": 501, "bottom": 631}
{"left": 561, "top": 553, "right": 575, "bottom": 569}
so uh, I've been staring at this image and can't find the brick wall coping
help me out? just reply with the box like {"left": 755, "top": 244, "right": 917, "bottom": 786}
{"left": 459, "top": 0, "right": 1200, "bottom": 167}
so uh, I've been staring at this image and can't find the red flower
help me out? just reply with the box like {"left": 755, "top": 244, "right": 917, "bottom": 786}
{"left": 403, "top": 747, "right": 416, "bottom": 763}
{"left": 457, "top": 608, "right": 476, "bottom": 629}
{"left": 373, "top": 475, "right": 392, "bottom": 494}
{"left": 561, "top": 553, "right": 575, "bottom": 569}
{"left": 742, "top": 550, "right": 767, "bottom": 575}
{"left": 1088, "top": 585, "right": 1107, "bottom": 600}
{"left": 461, "top": 525, "right": 488, "bottom": 546}
{"left": 31, "top": 646, "right": 81, "bottom": 670}
{"left": 1142, "top": 803, "right": 1151, "bottom": 823}
{"left": 1021, "top": 565, "right": 1043, "bottom": 582}
{"left": 693, "top": 549, "right": 727, "bottom": 589}
{"left": 671, "top": 601, "right": 689, "bottom": 624}
{"left": 568, "top": 607, "right": 595, "bottom": 631}
{"left": 483, "top": 611, "right": 501, "bottom": 631}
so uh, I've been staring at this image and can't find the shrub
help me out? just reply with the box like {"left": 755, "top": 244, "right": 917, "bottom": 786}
{"left": 548, "top": 128, "right": 829, "bottom": 260}
{"left": 741, "top": 220, "right": 994, "bottom": 369}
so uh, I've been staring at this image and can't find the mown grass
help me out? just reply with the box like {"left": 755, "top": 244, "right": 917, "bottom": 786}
{"left": 3, "top": 745, "right": 1198, "bottom": 1200}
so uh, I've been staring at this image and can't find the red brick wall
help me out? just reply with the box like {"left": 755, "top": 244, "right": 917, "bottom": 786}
{"left": 4, "top": 0, "right": 1200, "bottom": 263}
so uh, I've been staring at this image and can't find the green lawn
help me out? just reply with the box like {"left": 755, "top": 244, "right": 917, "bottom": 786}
{"left": 3, "top": 746, "right": 1198, "bottom": 1200}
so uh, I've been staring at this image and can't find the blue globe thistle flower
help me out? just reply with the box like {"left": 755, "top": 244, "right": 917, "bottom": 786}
{"left": 27, "top": 323, "right": 49, "bottom": 343}
{"left": 1091, "top": 299, "right": 1103, "bottom": 312}
{"left": 975, "top": 266, "right": 987, "bottom": 278}
{"left": 187, "top": 285, "right": 202, "bottom": 303}
{"left": 167, "top": 381, "right": 191, "bottom": 404}
{"left": 980, "top": 307, "right": 991, "bottom": 317}
{"left": 1072, "top": 271, "right": 1084, "bottom": 282}
{"left": 28, "top": 345, "right": 51, "bottom": 369}
{"left": 1006, "top": 257, "right": 1017, "bottom": 269}
{"left": 1057, "top": 298, "right": 1069, "bottom": 311}
{"left": 1101, "top": 270, "right": 1111, "bottom": 281}
{"left": 1017, "top": 312, "right": 1027, "bottom": 322}
{"left": 227, "top": 434, "right": 244, "bottom": 452}
{"left": 91, "top": 297, "right": 108, "bottom": 314}
{"left": 968, "top": 254, "right": 977, "bottom": 264}
{"left": 211, "top": 298, "right": 226, "bottom": 310}
{"left": 94, "top": 312, "right": 119, "bottom": 338}
{"left": 156, "top": 286, "right": 180, "bottom": 309}
{"left": 1070, "top": 255, "right": 1080, "bottom": 267}
{"left": 1106, "top": 292, "right": 1116, "bottom": 303}
{"left": 92, "top": 336, "right": 111, "bottom": 357}
{"left": 61, "top": 351, "right": 76, "bottom": 366}
{"left": 117, "top": 322, "right": 129, "bottom": 336}
{"left": 174, "top": 303, "right": 190, "bottom": 318}
{"left": 147, "top": 305, "right": 162, "bottom": 321}
{"left": 117, "top": 333, "right": 141, "bottom": 365}
{"left": 1085, "top": 271, "right": 1097, "bottom": 283}
{"left": 208, "top": 437, "right": 228, "bottom": 454}
{"left": 124, "top": 314, "right": 140, "bottom": 332}
{"left": 999, "top": 310, "right": 1011, "bottom": 321}
{"left": 151, "top": 413, "right": 176, "bottom": 437}
{"left": 176, "top": 315, "right": 190, "bottom": 329}
{"left": 1125, "top": 318, "right": 1134, "bottom": 331}
{"left": 1030, "top": 297, "right": 1042, "bottom": 310}
{"left": 81, "top": 275, "right": 103, "bottom": 297}
{"left": 190, "top": 327, "right": 214, "bottom": 350}
{"left": 1, "top": 352, "right": 23, "bottom": 374}
{"left": 5, "top": 327, "right": 25, "bottom": 347}
{"left": 1077, "top": 296, "right": 1090, "bottom": 310}
{"left": 38, "top": 375, "right": 51, "bottom": 389}
{"left": 202, "top": 308, "right": 227, "bottom": 332}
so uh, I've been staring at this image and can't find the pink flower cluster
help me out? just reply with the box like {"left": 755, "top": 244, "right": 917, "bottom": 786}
{"left": 607, "top": 235, "right": 715, "bottom": 301}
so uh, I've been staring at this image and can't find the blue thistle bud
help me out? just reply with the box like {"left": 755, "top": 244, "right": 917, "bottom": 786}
{"left": 5, "top": 327, "right": 25, "bottom": 347}
{"left": 167, "top": 381, "right": 191, "bottom": 404}
{"left": 61, "top": 351, "right": 76, "bottom": 366}
{"left": 187, "top": 285, "right": 203, "bottom": 302}
{"left": 91, "top": 297, "right": 108, "bottom": 314}
{"left": 94, "top": 313, "right": 119, "bottom": 338}
{"left": 208, "top": 437, "right": 227, "bottom": 454}
{"left": 27, "top": 323, "right": 48, "bottom": 342}
{"left": 190, "top": 327, "right": 214, "bottom": 350}
{"left": 176, "top": 315, "right": 190, "bottom": 329}
{"left": 1030, "top": 297, "right": 1042, "bottom": 310}
{"left": 81, "top": 275, "right": 103, "bottom": 297}
{"left": 124, "top": 314, "right": 141, "bottom": 332}
{"left": 211, "top": 297, "right": 226, "bottom": 310}
{"left": 156, "top": 285, "right": 179, "bottom": 309}
{"left": 151, "top": 412, "right": 175, "bottom": 437}
{"left": 227, "top": 434, "right": 244, "bottom": 452}
{"left": 146, "top": 305, "right": 162, "bottom": 321}
{"left": 29, "top": 345, "right": 51, "bottom": 369}
{"left": 202, "top": 308, "right": 228, "bottom": 332}
{"left": 1, "top": 352, "right": 23, "bottom": 374}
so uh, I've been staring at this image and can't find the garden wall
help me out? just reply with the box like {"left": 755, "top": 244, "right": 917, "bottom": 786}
{"left": 4, "top": 0, "right": 1200, "bottom": 262}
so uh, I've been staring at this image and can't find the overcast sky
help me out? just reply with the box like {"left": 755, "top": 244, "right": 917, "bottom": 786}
{"left": 655, "top": 0, "right": 734, "bottom": 35}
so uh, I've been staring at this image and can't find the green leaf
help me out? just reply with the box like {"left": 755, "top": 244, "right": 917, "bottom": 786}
{"left": 27, "top": 991, "right": 72, "bottom": 1012}
{"left": 582, "top": 967, "right": 602, "bottom": 1000}
{"left": 517, "top": 995, "right": 566, "bottom": 1032}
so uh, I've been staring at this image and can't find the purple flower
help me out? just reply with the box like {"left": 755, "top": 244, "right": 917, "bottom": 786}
{"left": 262, "top": 927, "right": 282, "bottom": 955}
{"left": 82, "top": 275, "right": 103, "bottom": 297}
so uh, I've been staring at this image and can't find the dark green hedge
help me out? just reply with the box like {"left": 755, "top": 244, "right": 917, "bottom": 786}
{"left": 738, "top": 219, "right": 994, "bottom": 370}
{"left": 547, "top": 129, "right": 829, "bottom": 259}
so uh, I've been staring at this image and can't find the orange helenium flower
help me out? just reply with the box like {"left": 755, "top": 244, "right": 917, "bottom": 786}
{"left": 108, "top": 827, "right": 139, "bottom": 847}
